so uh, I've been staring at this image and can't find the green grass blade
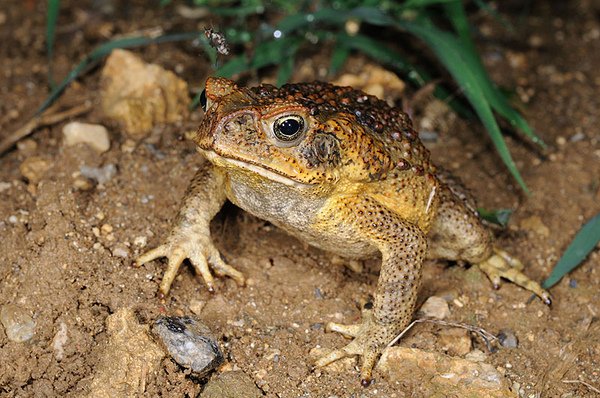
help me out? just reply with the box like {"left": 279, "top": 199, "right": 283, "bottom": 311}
{"left": 276, "top": 44, "right": 299, "bottom": 86}
{"left": 478, "top": 208, "right": 513, "bottom": 227}
{"left": 209, "top": 5, "right": 266, "bottom": 17}
{"left": 250, "top": 37, "right": 302, "bottom": 69}
{"left": 216, "top": 37, "right": 302, "bottom": 79}
{"left": 542, "top": 212, "right": 600, "bottom": 289}
{"left": 328, "top": 45, "right": 350, "bottom": 76}
{"left": 37, "top": 32, "right": 202, "bottom": 115}
{"left": 277, "top": 8, "right": 346, "bottom": 34}
{"left": 46, "top": 0, "right": 61, "bottom": 88}
{"left": 472, "top": 0, "right": 514, "bottom": 32}
{"left": 400, "top": 0, "right": 457, "bottom": 8}
{"left": 347, "top": 7, "right": 395, "bottom": 26}
{"left": 444, "top": 2, "right": 544, "bottom": 147}
{"left": 399, "top": 20, "right": 529, "bottom": 192}
{"left": 216, "top": 56, "right": 249, "bottom": 78}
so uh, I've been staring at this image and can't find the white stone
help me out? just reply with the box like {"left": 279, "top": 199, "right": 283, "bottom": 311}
{"left": 0, "top": 304, "right": 36, "bottom": 342}
{"left": 418, "top": 296, "right": 451, "bottom": 320}
{"left": 63, "top": 122, "right": 111, "bottom": 153}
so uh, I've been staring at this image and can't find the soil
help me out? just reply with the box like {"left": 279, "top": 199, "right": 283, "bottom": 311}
{"left": 1, "top": 1, "right": 599, "bottom": 397}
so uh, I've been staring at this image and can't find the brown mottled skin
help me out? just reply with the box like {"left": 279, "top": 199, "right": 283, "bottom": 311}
{"left": 137, "top": 77, "right": 551, "bottom": 384}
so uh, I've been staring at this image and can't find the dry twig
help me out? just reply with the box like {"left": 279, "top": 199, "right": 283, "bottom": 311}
{"left": 0, "top": 101, "right": 93, "bottom": 155}
{"left": 388, "top": 318, "right": 498, "bottom": 351}
{"left": 562, "top": 379, "right": 600, "bottom": 394}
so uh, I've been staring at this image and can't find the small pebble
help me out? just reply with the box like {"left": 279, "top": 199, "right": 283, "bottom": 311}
{"left": 465, "top": 349, "right": 487, "bottom": 362}
{"left": 419, "top": 130, "right": 439, "bottom": 142}
{"left": 63, "top": 121, "right": 111, "bottom": 153}
{"left": 80, "top": 164, "right": 117, "bottom": 185}
{"left": 189, "top": 299, "right": 206, "bottom": 316}
{"left": 418, "top": 296, "right": 450, "bottom": 320}
{"left": 111, "top": 244, "right": 130, "bottom": 258}
{"left": 153, "top": 316, "right": 223, "bottom": 376}
{"left": 497, "top": 329, "right": 518, "bottom": 348}
{"left": 520, "top": 215, "right": 550, "bottom": 238}
{"left": 0, "top": 181, "right": 11, "bottom": 192}
{"left": 16, "top": 139, "right": 38, "bottom": 155}
{"left": 73, "top": 176, "right": 94, "bottom": 191}
{"left": 140, "top": 195, "right": 154, "bottom": 204}
{"left": 200, "top": 370, "right": 262, "bottom": 398}
{"left": 19, "top": 156, "right": 50, "bottom": 184}
{"left": 570, "top": 132, "right": 585, "bottom": 142}
{"left": 314, "top": 287, "right": 324, "bottom": 299}
{"left": 52, "top": 322, "right": 68, "bottom": 361}
{"left": 133, "top": 236, "right": 147, "bottom": 247}
{"left": 121, "top": 139, "right": 137, "bottom": 153}
{"left": 1, "top": 304, "right": 36, "bottom": 342}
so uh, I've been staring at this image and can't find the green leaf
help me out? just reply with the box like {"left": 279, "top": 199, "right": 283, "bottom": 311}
{"left": 37, "top": 32, "right": 202, "bottom": 115}
{"left": 277, "top": 9, "right": 346, "bottom": 35}
{"left": 478, "top": 208, "right": 513, "bottom": 227}
{"left": 216, "top": 36, "right": 302, "bottom": 79}
{"left": 472, "top": 0, "right": 513, "bottom": 32}
{"left": 443, "top": 2, "right": 544, "bottom": 147}
{"left": 190, "top": 89, "right": 203, "bottom": 110}
{"left": 348, "top": 6, "right": 395, "bottom": 26}
{"left": 210, "top": 5, "right": 266, "bottom": 17}
{"left": 216, "top": 56, "right": 249, "bottom": 78}
{"left": 328, "top": 45, "right": 350, "bottom": 76}
{"left": 542, "top": 212, "right": 600, "bottom": 289}
{"left": 400, "top": 0, "right": 457, "bottom": 9}
{"left": 46, "top": 0, "right": 61, "bottom": 88}
{"left": 276, "top": 45, "right": 298, "bottom": 86}
{"left": 397, "top": 19, "right": 530, "bottom": 192}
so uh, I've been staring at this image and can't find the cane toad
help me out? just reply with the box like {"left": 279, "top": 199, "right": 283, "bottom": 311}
{"left": 136, "top": 77, "right": 551, "bottom": 384}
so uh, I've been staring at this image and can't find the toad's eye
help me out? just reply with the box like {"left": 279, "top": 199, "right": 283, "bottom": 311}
{"left": 200, "top": 89, "right": 207, "bottom": 111}
{"left": 273, "top": 115, "right": 305, "bottom": 142}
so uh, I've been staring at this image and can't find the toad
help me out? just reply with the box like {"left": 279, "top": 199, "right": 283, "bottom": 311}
{"left": 136, "top": 77, "right": 550, "bottom": 384}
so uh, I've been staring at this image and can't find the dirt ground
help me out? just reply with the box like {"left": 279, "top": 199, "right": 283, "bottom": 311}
{"left": 1, "top": 1, "right": 599, "bottom": 397}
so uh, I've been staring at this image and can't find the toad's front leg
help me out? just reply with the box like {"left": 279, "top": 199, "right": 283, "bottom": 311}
{"left": 315, "top": 199, "right": 426, "bottom": 385}
{"left": 135, "top": 164, "right": 244, "bottom": 295}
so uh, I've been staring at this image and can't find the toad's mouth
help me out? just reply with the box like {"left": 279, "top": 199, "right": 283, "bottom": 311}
{"left": 202, "top": 150, "right": 314, "bottom": 189}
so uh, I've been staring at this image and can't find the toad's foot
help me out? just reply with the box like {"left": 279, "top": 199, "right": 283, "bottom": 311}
{"left": 134, "top": 231, "right": 245, "bottom": 295}
{"left": 478, "top": 248, "right": 551, "bottom": 305}
{"left": 315, "top": 304, "right": 396, "bottom": 386}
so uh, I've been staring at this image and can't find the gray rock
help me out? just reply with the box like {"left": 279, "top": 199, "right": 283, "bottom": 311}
{"left": 497, "top": 329, "right": 518, "bottom": 348}
{"left": 200, "top": 371, "right": 262, "bottom": 398}
{"left": 80, "top": 164, "right": 117, "bottom": 185}
{"left": 0, "top": 304, "right": 36, "bottom": 342}
{"left": 153, "top": 316, "right": 223, "bottom": 377}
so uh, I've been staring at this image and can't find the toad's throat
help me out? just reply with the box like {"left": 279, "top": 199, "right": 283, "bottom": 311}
{"left": 201, "top": 150, "right": 314, "bottom": 189}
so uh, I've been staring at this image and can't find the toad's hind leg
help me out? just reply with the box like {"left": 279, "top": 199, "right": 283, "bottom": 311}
{"left": 427, "top": 185, "right": 551, "bottom": 304}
